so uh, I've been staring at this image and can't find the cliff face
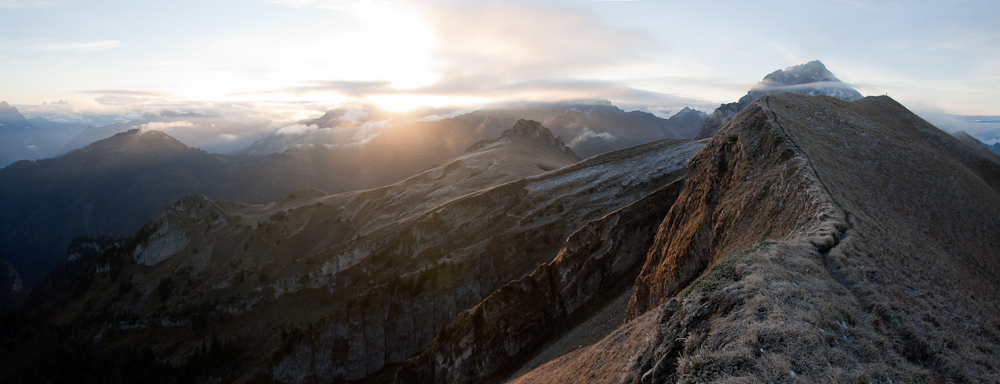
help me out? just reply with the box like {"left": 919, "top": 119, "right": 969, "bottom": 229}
{"left": 265, "top": 138, "right": 701, "bottom": 382}
{"left": 516, "top": 94, "right": 1000, "bottom": 383}
{"left": 0, "top": 256, "right": 26, "bottom": 314}
{"left": 395, "top": 180, "right": 685, "bottom": 384}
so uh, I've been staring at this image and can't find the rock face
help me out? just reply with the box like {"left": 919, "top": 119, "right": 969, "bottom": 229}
{"left": 0, "top": 255, "right": 26, "bottom": 314}
{"left": 263, "top": 136, "right": 700, "bottom": 383}
{"left": 394, "top": 180, "right": 685, "bottom": 384}
{"left": 696, "top": 61, "right": 863, "bottom": 139}
{"left": 466, "top": 119, "right": 579, "bottom": 159}
{"left": 515, "top": 94, "right": 1000, "bottom": 383}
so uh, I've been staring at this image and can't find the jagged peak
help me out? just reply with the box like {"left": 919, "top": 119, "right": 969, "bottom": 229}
{"left": 502, "top": 119, "right": 556, "bottom": 141}
{"left": 760, "top": 60, "right": 840, "bottom": 86}
{"left": 505, "top": 119, "right": 578, "bottom": 157}
{"left": 672, "top": 107, "right": 706, "bottom": 118}
{"left": 0, "top": 101, "right": 24, "bottom": 116}
{"left": 464, "top": 119, "right": 579, "bottom": 159}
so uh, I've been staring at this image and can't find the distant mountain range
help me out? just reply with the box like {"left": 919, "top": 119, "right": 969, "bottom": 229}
{"left": 950, "top": 131, "right": 1000, "bottom": 164}
{"left": 0, "top": 101, "right": 90, "bottom": 167}
{"left": 243, "top": 100, "right": 706, "bottom": 159}
{"left": 0, "top": 100, "right": 704, "bottom": 287}
{"left": 59, "top": 110, "right": 272, "bottom": 155}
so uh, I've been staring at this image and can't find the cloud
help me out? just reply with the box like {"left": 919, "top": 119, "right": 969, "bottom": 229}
{"left": 568, "top": 127, "right": 617, "bottom": 147}
{"left": 265, "top": 0, "right": 373, "bottom": 9}
{"left": 141, "top": 121, "right": 194, "bottom": 131}
{"left": 419, "top": 2, "right": 650, "bottom": 91}
{"left": 279, "top": 80, "right": 394, "bottom": 98}
{"left": 917, "top": 111, "right": 1000, "bottom": 145}
{"left": 82, "top": 89, "right": 173, "bottom": 97}
{"left": 0, "top": 0, "right": 53, "bottom": 8}
{"left": 276, "top": 123, "right": 321, "bottom": 136}
{"left": 417, "top": 108, "right": 474, "bottom": 122}
{"left": 0, "top": 38, "right": 125, "bottom": 52}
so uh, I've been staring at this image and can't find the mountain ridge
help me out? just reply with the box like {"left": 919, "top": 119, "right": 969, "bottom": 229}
{"left": 513, "top": 93, "right": 1000, "bottom": 383}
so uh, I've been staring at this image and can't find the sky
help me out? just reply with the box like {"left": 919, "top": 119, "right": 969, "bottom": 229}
{"left": 2, "top": 0, "right": 999, "bottom": 136}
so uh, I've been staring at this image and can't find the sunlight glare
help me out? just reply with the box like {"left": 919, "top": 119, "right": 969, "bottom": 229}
{"left": 367, "top": 94, "right": 489, "bottom": 112}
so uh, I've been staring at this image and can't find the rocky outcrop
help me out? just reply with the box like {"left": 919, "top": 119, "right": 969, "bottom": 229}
{"left": 394, "top": 180, "right": 685, "bottom": 384}
{"left": 0, "top": 255, "right": 26, "bottom": 314}
{"left": 695, "top": 60, "right": 863, "bottom": 139}
{"left": 132, "top": 195, "right": 230, "bottom": 266}
{"left": 628, "top": 100, "right": 819, "bottom": 316}
{"left": 465, "top": 119, "right": 579, "bottom": 159}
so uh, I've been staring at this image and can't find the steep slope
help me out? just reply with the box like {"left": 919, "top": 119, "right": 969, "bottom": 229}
{"left": 516, "top": 94, "right": 1000, "bottom": 382}
{"left": 395, "top": 180, "right": 686, "bottom": 384}
{"left": 696, "top": 60, "right": 863, "bottom": 139}
{"left": 0, "top": 120, "right": 704, "bottom": 383}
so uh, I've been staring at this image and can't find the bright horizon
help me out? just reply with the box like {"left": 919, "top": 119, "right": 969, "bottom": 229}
{"left": 2, "top": 0, "right": 999, "bottom": 125}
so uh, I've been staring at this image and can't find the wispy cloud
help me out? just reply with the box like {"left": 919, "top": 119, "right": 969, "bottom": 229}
{"left": 0, "top": 0, "right": 53, "bottom": 8}
{"left": 82, "top": 89, "right": 173, "bottom": 97}
{"left": 264, "top": 0, "right": 373, "bottom": 9}
{"left": 0, "top": 38, "right": 124, "bottom": 52}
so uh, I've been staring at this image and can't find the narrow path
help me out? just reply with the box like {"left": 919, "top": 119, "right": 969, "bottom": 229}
{"left": 761, "top": 96, "right": 941, "bottom": 377}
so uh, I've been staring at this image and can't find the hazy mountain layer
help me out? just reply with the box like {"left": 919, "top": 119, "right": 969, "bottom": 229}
{"left": 695, "top": 60, "right": 863, "bottom": 139}
{"left": 951, "top": 130, "right": 1000, "bottom": 164}
{"left": 0, "top": 101, "right": 89, "bottom": 167}
{"left": 245, "top": 100, "right": 706, "bottom": 159}
{"left": 60, "top": 110, "right": 270, "bottom": 155}
{"left": 1, "top": 100, "right": 703, "bottom": 286}
{"left": 513, "top": 94, "right": 1000, "bottom": 383}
